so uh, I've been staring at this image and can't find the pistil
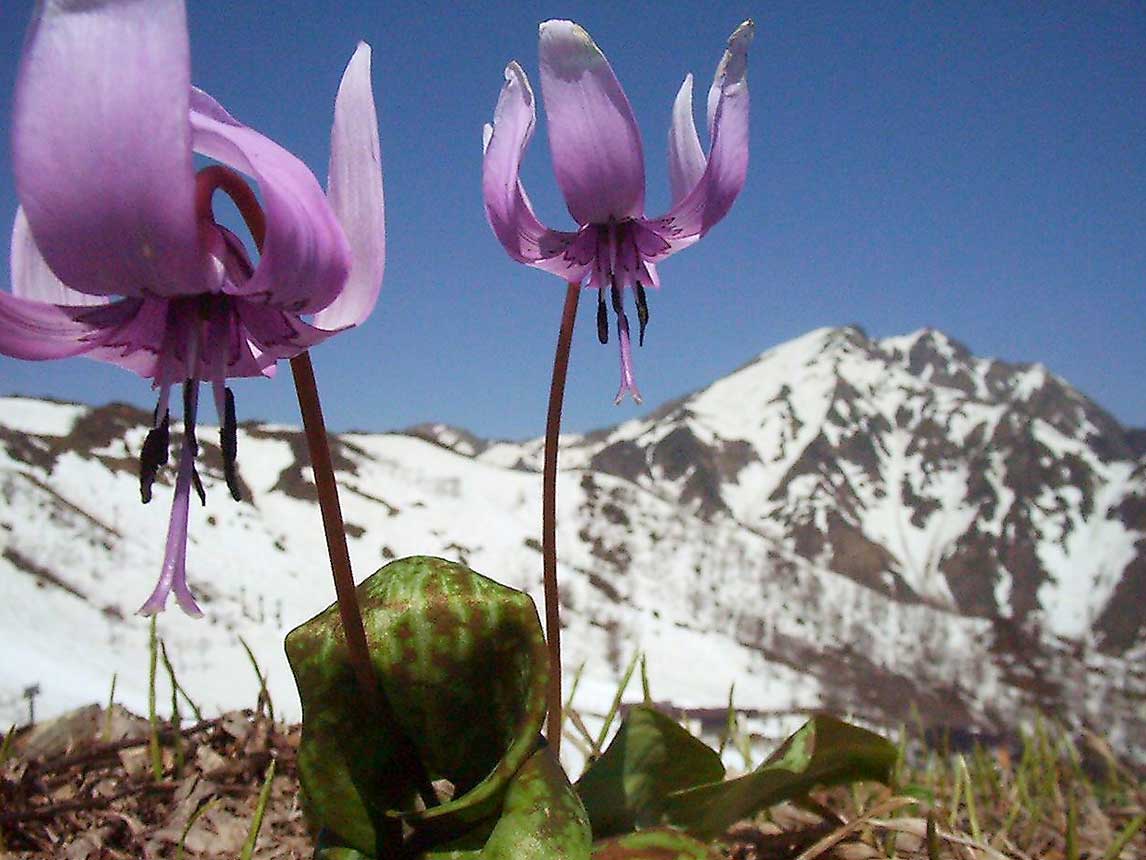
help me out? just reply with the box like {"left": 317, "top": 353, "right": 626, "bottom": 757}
{"left": 138, "top": 380, "right": 204, "bottom": 617}
{"left": 610, "top": 282, "right": 642, "bottom": 405}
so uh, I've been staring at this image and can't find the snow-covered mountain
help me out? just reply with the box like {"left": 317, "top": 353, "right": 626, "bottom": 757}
{"left": 1, "top": 326, "right": 1143, "bottom": 762}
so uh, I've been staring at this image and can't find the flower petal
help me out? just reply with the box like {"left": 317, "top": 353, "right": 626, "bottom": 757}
{"left": 653, "top": 20, "right": 753, "bottom": 241}
{"left": 667, "top": 74, "right": 707, "bottom": 206}
{"left": 0, "top": 289, "right": 146, "bottom": 361}
{"left": 538, "top": 20, "right": 646, "bottom": 225}
{"left": 482, "top": 61, "right": 587, "bottom": 281}
{"left": 314, "top": 42, "right": 385, "bottom": 332}
{"left": 12, "top": 0, "right": 200, "bottom": 299}
{"left": 11, "top": 209, "right": 109, "bottom": 307}
{"left": 238, "top": 303, "right": 338, "bottom": 360}
{"left": 190, "top": 89, "right": 351, "bottom": 315}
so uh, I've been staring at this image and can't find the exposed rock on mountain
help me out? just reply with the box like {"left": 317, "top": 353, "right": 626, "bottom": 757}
{"left": 2, "top": 327, "right": 1143, "bottom": 761}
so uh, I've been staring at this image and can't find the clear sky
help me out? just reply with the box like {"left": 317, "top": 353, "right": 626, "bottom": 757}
{"left": 0, "top": 2, "right": 1142, "bottom": 438}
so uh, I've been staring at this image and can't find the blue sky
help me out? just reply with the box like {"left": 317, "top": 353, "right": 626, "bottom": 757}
{"left": 0, "top": 2, "right": 1143, "bottom": 438}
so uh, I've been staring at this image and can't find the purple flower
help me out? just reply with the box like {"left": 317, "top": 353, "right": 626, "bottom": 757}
{"left": 0, "top": 0, "right": 385, "bottom": 616}
{"left": 483, "top": 20, "right": 753, "bottom": 404}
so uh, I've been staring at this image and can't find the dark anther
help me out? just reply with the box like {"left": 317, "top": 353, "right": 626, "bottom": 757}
{"left": 610, "top": 282, "right": 623, "bottom": 315}
{"left": 191, "top": 466, "right": 206, "bottom": 507}
{"left": 635, "top": 283, "right": 650, "bottom": 347}
{"left": 139, "top": 411, "right": 170, "bottom": 504}
{"left": 596, "top": 289, "right": 609, "bottom": 345}
{"left": 182, "top": 383, "right": 198, "bottom": 449}
{"left": 222, "top": 387, "right": 242, "bottom": 501}
{"left": 182, "top": 382, "right": 206, "bottom": 506}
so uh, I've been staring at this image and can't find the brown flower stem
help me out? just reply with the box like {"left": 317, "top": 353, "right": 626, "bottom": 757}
{"left": 542, "top": 283, "right": 581, "bottom": 758}
{"left": 289, "top": 351, "right": 438, "bottom": 818}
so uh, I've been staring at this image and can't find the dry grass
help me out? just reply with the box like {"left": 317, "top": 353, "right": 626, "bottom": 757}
{"left": 1, "top": 702, "right": 1141, "bottom": 859}
{"left": 720, "top": 715, "right": 1145, "bottom": 860}
{"left": 0, "top": 705, "right": 306, "bottom": 859}
{"left": 2, "top": 644, "right": 1142, "bottom": 860}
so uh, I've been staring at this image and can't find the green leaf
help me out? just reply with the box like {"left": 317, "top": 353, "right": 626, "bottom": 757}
{"left": 317, "top": 849, "right": 372, "bottom": 860}
{"left": 592, "top": 828, "right": 713, "bottom": 859}
{"left": 576, "top": 705, "right": 725, "bottom": 839}
{"left": 286, "top": 556, "right": 550, "bottom": 856}
{"left": 664, "top": 714, "right": 896, "bottom": 839}
{"left": 423, "top": 747, "right": 591, "bottom": 860}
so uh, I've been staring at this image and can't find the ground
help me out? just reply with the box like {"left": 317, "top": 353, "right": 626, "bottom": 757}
{"left": 1, "top": 706, "right": 1143, "bottom": 859}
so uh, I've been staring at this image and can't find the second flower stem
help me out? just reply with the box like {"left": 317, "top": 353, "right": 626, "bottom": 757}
{"left": 542, "top": 283, "right": 581, "bottom": 758}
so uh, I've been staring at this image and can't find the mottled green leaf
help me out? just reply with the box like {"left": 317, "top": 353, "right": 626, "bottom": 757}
{"left": 592, "top": 828, "right": 713, "bottom": 859}
{"left": 664, "top": 714, "right": 896, "bottom": 839}
{"left": 422, "top": 747, "right": 591, "bottom": 860}
{"left": 576, "top": 705, "right": 725, "bottom": 839}
{"left": 286, "top": 556, "right": 549, "bottom": 856}
{"left": 317, "top": 848, "right": 372, "bottom": 860}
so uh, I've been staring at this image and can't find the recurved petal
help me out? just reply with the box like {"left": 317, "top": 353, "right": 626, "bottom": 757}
{"left": 238, "top": 303, "right": 338, "bottom": 360}
{"left": 314, "top": 42, "right": 384, "bottom": 332}
{"left": 654, "top": 20, "right": 753, "bottom": 241}
{"left": 12, "top": 209, "right": 109, "bottom": 307}
{"left": 0, "top": 292, "right": 139, "bottom": 360}
{"left": 12, "top": 0, "right": 200, "bottom": 299}
{"left": 482, "top": 61, "right": 587, "bottom": 281}
{"left": 190, "top": 88, "right": 351, "bottom": 315}
{"left": 538, "top": 20, "right": 645, "bottom": 225}
{"left": 667, "top": 75, "right": 707, "bottom": 207}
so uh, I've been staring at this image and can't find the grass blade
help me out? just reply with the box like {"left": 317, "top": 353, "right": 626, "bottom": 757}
{"left": 239, "top": 758, "right": 277, "bottom": 860}
{"left": 102, "top": 673, "right": 118, "bottom": 743}
{"left": 238, "top": 636, "right": 274, "bottom": 724}
{"left": 1102, "top": 814, "right": 1145, "bottom": 860}
{"left": 160, "top": 641, "right": 183, "bottom": 777}
{"left": 0, "top": 725, "right": 15, "bottom": 766}
{"left": 176, "top": 797, "right": 219, "bottom": 860}
{"left": 926, "top": 811, "right": 941, "bottom": 860}
{"left": 595, "top": 650, "right": 641, "bottom": 750}
{"left": 561, "top": 661, "right": 586, "bottom": 738}
{"left": 1065, "top": 793, "right": 1079, "bottom": 860}
{"left": 148, "top": 616, "right": 163, "bottom": 782}
{"left": 640, "top": 653, "right": 651, "bottom": 706}
{"left": 958, "top": 754, "right": 982, "bottom": 843}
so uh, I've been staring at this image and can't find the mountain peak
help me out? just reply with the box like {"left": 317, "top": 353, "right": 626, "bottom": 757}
{"left": 2, "top": 328, "right": 1143, "bottom": 759}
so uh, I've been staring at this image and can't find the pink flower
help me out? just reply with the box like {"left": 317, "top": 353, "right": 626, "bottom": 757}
{"left": 483, "top": 20, "right": 753, "bottom": 403}
{"left": 0, "top": 0, "right": 384, "bottom": 615}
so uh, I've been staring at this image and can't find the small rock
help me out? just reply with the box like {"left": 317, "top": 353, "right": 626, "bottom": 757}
{"left": 118, "top": 745, "right": 151, "bottom": 778}
{"left": 220, "top": 711, "right": 252, "bottom": 743}
{"left": 195, "top": 743, "right": 230, "bottom": 778}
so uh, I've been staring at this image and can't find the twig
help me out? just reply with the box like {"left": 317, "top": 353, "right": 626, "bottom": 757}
{"left": 792, "top": 796, "right": 917, "bottom": 860}
{"left": 33, "top": 718, "right": 219, "bottom": 773}
{"left": 0, "top": 781, "right": 178, "bottom": 825}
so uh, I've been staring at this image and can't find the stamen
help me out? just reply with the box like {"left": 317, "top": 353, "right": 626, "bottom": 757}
{"left": 635, "top": 283, "right": 650, "bottom": 347}
{"left": 596, "top": 289, "right": 608, "bottom": 345}
{"left": 139, "top": 409, "right": 170, "bottom": 504}
{"left": 222, "top": 387, "right": 242, "bottom": 502}
{"left": 610, "top": 281, "right": 624, "bottom": 315}
{"left": 182, "top": 382, "right": 206, "bottom": 507}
